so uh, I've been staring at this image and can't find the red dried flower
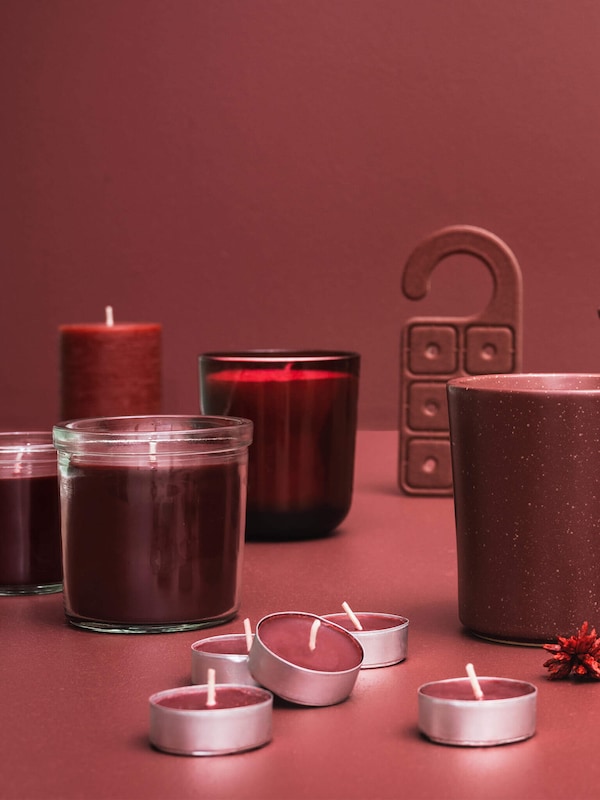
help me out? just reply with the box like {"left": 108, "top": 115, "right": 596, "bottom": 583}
{"left": 542, "top": 621, "right": 600, "bottom": 680}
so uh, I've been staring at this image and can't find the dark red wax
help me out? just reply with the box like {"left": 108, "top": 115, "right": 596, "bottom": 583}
{"left": 0, "top": 474, "right": 62, "bottom": 587}
{"left": 193, "top": 635, "right": 250, "bottom": 655}
{"left": 155, "top": 687, "right": 265, "bottom": 710}
{"left": 59, "top": 322, "right": 162, "bottom": 419}
{"left": 62, "top": 460, "right": 243, "bottom": 625}
{"left": 258, "top": 614, "right": 363, "bottom": 672}
{"left": 329, "top": 613, "right": 407, "bottom": 632}
{"left": 203, "top": 368, "right": 358, "bottom": 538}
{"left": 421, "top": 679, "right": 535, "bottom": 701}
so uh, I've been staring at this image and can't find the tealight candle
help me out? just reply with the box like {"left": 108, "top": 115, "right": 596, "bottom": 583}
{"left": 149, "top": 676, "right": 273, "bottom": 756}
{"left": 323, "top": 605, "right": 409, "bottom": 668}
{"left": 418, "top": 666, "right": 537, "bottom": 746}
{"left": 248, "top": 612, "right": 363, "bottom": 706}
{"left": 192, "top": 621, "right": 258, "bottom": 686}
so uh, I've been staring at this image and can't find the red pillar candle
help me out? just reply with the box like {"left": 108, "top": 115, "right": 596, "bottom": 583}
{"left": 53, "top": 415, "right": 252, "bottom": 633}
{"left": 59, "top": 307, "right": 162, "bottom": 420}
{"left": 199, "top": 351, "right": 360, "bottom": 540}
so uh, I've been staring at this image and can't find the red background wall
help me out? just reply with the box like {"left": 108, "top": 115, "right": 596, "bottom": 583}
{"left": 2, "top": 1, "right": 599, "bottom": 430}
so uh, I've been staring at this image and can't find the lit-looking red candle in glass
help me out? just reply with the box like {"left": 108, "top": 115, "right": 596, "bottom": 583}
{"left": 199, "top": 351, "right": 360, "bottom": 540}
{"left": 59, "top": 306, "right": 161, "bottom": 420}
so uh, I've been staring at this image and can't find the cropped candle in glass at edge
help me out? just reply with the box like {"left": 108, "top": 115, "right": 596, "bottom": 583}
{"left": 199, "top": 351, "right": 360, "bottom": 540}
{"left": 0, "top": 432, "right": 62, "bottom": 595}
{"left": 53, "top": 416, "right": 252, "bottom": 633}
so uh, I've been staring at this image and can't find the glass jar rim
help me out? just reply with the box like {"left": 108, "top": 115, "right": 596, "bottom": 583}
{"left": 199, "top": 349, "right": 360, "bottom": 364}
{"left": 53, "top": 415, "right": 253, "bottom": 455}
{"left": 0, "top": 431, "right": 55, "bottom": 454}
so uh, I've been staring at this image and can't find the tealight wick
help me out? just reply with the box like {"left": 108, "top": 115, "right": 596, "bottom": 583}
{"left": 149, "top": 439, "right": 157, "bottom": 464}
{"left": 309, "top": 618, "right": 321, "bottom": 651}
{"left": 105, "top": 305, "right": 114, "bottom": 327}
{"left": 342, "top": 600, "right": 363, "bottom": 631}
{"left": 466, "top": 662, "right": 484, "bottom": 701}
{"left": 243, "top": 617, "right": 253, "bottom": 652}
{"left": 206, "top": 667, "right": 217, "bottom": 707}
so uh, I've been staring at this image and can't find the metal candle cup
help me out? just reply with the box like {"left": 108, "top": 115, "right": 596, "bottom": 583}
{"left": 322, "top": 612, "right": 409, "bottom": 668}
{"left": 248, "top": 612, "right": 363, "bottom": 706}
{"left": 149, "top": 684, "right": 273, "bottom": 756}
{"left": 191, "top": 634, "right": 258, "bottom": 686}
{"left": 418, "top": 677, "right": 537, "bottom": 746}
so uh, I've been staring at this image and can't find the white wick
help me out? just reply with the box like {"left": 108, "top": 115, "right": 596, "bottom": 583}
{"left": 342, "top": 601, "right": 363, "bottom": 631}
{"left": 105, "top": 305, "right": 114, "bottom": 326}
{"left": 149, "top": 439, "right": 157, "bottom": 464}
{"left": 309, "top": 619, "right": 321, "bottom": 651}
{"left": 243, "top": 617, "right": 253, "bottom": 652}
{"left": 466, "top": 663, "right": 484, "bottom": 701}
{"left": 206, "top": 667, "right": 217, "bottom": 707}
{"left": 14, "top": 449, "right": 24, "bottom": 475}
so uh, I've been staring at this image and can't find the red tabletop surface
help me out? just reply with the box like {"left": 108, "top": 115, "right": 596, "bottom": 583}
{"left": 2, "top": 432, "right": 598, "bottom": 800}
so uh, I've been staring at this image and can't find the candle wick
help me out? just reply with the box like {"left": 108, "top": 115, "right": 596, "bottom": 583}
{"left": 309, "top": 618, "right": 321, "bottom": 651}
{"left": 342, "top": 600, "right": 363, "bottom": 631}
{"left": 243, "top": 617, "right": 253, "bottom": 652}
{"left": 149, "top": 439, "right": 157, "bottom": 464}
{"left": 466, "top": 662, "right": 484, "bottom": 701}
{"left": 206, "top": 667, "right": 217, "bottom": 707}
{"left": 105, "top": 305, "right": 114, "bottom": 327}
{"left": 13, "top": 449, "right": 24, "bottom": 475}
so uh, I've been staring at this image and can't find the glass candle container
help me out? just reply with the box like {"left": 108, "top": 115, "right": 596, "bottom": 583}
{"left": 0, "top": 432, "right": 62, "bottom": 595}
{"left": 199, "top": 351, "right": 360, "bottom": 540}
{"left": 53, "top": 415, "right": 252, "bottom": 633}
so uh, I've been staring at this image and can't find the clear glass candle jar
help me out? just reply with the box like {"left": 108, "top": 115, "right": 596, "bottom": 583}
{"left": 0, "top": 432, "right": 62, "bottom": 595}
{"left": 53, "top": 416, "right": 252, "bottom": 633}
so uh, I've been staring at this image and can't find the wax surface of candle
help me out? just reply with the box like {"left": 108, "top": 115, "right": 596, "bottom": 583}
{"left": 59, "top": 322, "right": 161, "bottom": 419}
{"left": 155, "top": 687, "right": 264, "bottom": 710}
{"left": 0, "top": 474, "right": 62, "bottom": 586}
{"left": 62, "top": 461, "right": 242, "bottom": 625}
{"left": 204, "top": 367, "right": 358, "bottom": 537}
{"left": 421, "top": 678, "right": 535, "bottom": 701}
{"left": 193, "top": 636, "right": 249, "bottom": 655}
{"left": 259, "top": 614, "right": 362, "bottom": 672}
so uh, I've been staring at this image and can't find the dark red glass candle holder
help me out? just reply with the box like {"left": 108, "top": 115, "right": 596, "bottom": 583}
{"left": 199, "top": 351, "right": 360, "bottom": 540}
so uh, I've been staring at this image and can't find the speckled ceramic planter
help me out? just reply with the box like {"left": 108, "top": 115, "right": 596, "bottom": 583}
{"left": 447, "top": 373, "right": 600, "bottom": 644}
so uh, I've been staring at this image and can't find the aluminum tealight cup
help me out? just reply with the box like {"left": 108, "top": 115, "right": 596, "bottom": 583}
{"left": 248, "top": 612, "right": 363, "bottom": 707}
{"left": 149, "top": 684, "right": 273, "bottom": 756}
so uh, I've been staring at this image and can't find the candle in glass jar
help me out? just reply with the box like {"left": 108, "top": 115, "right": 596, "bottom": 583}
{"left": 248, "top": 612, "right": 363, "bottom": 706}
{"left": 53, "top": 416, "right": 252, "bottom": 633}
{"left": 0, "top": 433, "right": 62, "bottom": 595}
{"left": 59, "top": 307, "right": 162, "bottom": 419}
{"left": 199, "top": 351, "right": 360, "bottom": 540}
